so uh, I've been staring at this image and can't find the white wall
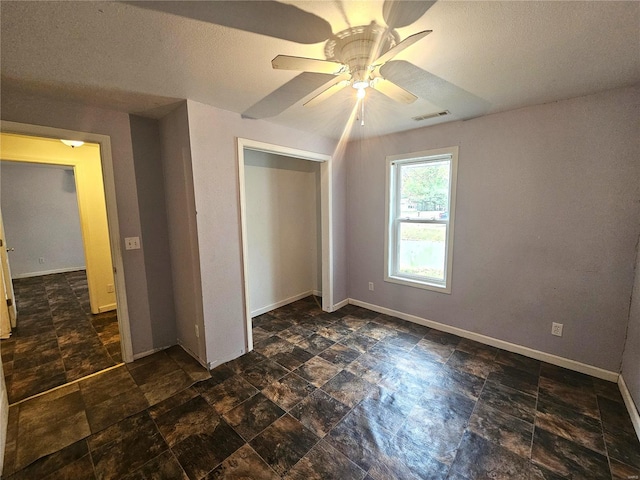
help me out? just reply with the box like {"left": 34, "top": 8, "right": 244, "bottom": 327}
{"left": 346, "top": 85, "right": 640, "bottom": 373}
{"left": 0, "top": 161, "right": 85, "bottom": 277}
{"left": 185, "top": 100, "right": 339, "bottom": 369}
{"left": 245, "top": 151, "right": 320, "bottom": 315}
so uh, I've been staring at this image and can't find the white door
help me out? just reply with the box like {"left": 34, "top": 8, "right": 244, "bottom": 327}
{"left": 0, "top": 209, "right": 17, "bottom": 334}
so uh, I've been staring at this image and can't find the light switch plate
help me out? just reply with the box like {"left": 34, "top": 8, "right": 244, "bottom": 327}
{"left": 124, "top": 236, "right": 141, "bottom": 250}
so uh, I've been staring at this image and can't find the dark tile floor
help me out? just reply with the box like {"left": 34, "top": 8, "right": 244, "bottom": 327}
{"left": 1, "top": 271, "right": 121, "bottom": 403}
{"left": 3, "top": 296, "right": 640, "bottom": 479}
{"left": 2, "top": 345, "right": 211, "bottom": 478}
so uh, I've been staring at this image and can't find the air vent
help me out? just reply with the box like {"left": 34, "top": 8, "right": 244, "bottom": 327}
{"left": 413, "top": 110, "right": 450, "bottom": 122}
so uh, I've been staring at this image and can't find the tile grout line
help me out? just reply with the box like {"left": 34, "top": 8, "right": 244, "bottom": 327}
{"left": 65, "top": 270, "right": 119, "bottom": 367}
{"left": 595, "top": 393, "right": 615, "bottom": 479}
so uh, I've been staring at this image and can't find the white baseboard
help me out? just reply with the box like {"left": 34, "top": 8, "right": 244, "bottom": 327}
{"left": 98, "top": 303, "right": 117, "bottom": 313}
{"left": 618, "top": 374, "right": 640, "bottom": 441}
{"left": 251, "top": 290, "right": 316, "bottom": 317}
{"left": 313, "top": 290, "right": 322, "bottom": 297}
{"left": 12, "top": 266, "right": 86, "bottom": 279}
{"left": 349, "top": 298, "right": 619, "bottom": 382}
{"left": 332, "top": 298, "right": 349, "bottom": 311}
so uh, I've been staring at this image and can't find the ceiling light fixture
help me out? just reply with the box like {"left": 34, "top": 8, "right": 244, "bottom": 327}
{"left": 60, "top": 139, "right": 84, "bottom": 148}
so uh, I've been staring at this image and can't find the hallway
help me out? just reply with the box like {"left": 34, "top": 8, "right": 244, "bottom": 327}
{"left": 1, "top": 270, "right": 121, "bottom": 403}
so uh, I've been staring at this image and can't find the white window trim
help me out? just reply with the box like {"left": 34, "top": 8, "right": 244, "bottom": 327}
{"left": 384, "top": 146, "right": 459, "bottom": 294}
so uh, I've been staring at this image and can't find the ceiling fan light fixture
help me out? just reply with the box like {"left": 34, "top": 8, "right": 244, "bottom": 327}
{"left": 353, "top": 80, "right": 369, "bottom": 90}
{"left": 60, "top": 139, "right": 84, "bottom": 148}
{"left": 356, "top": 87, "right": 367, "bottom": 99}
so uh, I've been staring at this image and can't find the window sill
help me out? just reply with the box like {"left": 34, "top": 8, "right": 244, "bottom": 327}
{"left": 384, "top": 274, "right": 451, "bottom": 294}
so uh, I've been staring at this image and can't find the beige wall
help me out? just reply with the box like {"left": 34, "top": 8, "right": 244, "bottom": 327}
{"left": 0, "top": 133, "right": 116, "bottom": 313}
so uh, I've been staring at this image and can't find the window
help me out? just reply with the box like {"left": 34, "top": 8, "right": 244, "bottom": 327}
{"left": 385, "top": 146, "right": 458, "bottom": 293}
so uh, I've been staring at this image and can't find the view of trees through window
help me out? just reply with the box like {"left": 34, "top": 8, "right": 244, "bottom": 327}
{"left": 400, "top": 160, "right": 450, "bottom": 218}
{"left": 397, "top": 160, "right": 450, "bottom": 281}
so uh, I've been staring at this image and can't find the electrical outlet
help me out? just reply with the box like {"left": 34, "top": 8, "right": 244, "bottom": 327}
{"left": 124, "top": 236, "right": 141, "bottom": 250}
{"left": 195, "top": 325, "right": 199, "bottom": 338}
{"left": 107, "top": 284, "right": 114, "bottom": 293}
{"left": 368, "top": 282, "right": 374, "bottom": 291}
{"left": 551, "top": 322, "right": 563, "bottom": 337}
{"left": 38, "top": 257, "right": 45, "bottom": 264}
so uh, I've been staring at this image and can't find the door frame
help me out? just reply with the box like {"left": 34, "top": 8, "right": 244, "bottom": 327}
{"left": 237, "top": 138, "right": 333, "bottom": 352}
{"left": 0, "top": 209, "right": 17, "bottom": 333}
{"left": 0, "top": 120, "right": 134, "bottom": 362}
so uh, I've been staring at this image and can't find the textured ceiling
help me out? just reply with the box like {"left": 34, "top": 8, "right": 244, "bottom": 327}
{"left": 1, "top": 1, "right": 639, "bottom": 140}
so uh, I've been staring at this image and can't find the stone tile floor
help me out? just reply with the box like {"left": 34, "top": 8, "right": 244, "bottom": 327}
{"left": 1, "top": 271, "right": 121, "bottom": 403}
{"left": 3, "top": 296, "right": 640, "bottom": 479}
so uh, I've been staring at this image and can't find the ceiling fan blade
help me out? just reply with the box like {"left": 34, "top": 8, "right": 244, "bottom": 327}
{"left": 272, "top": 55, "right": 347, "bottom": 75}
{"left": 372, "top": 30, "right": 432, "bottom": 68}
{"left": 380, "top": 60, "right": 492, "bottom": 118}
{"left": 383, "top": 1, "right": 437, "bottom": 29}
{"left": 125, "top": 1, "right": 332, "bottom": 44}
{"left": 371, "top": 77, "right": 417, "bottom": 104}
{"left": 242, "top": 72, "right": 335, "bottom": 119}
{"left": 304, "top": 77, "right": 351, "bottom": 107}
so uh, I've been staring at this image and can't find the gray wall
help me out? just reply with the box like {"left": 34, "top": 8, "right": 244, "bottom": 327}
{"left": 622, "top": 244, "right": 640, "bottom": 410}
{"left": 1, "top": 88, "right": 160, "bottom": 356}
{"left": 129, "top": 115, "right": 177, "bottom": 350}
{"left": 159, "top": 103, "right": 206, "bottom": 363}
{"left": 185, "top": 100, "right": 340, "bottom": 368}
{"left": 1, "top": 161, "right": 85, "bottom": 277}
{"left": 346, "top": 85, "right": 640, "bottom": 372}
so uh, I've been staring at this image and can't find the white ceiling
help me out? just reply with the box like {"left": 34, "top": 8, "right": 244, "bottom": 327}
{"left": 2, "top": 1, "right": 639, "bottom": 140}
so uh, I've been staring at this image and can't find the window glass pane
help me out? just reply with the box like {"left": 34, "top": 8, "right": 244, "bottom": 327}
{"left": 397, "top": 223, "right": 446, "bottom": 282}
{"left": 399, "top": 160, "right": 450, "bottom": 220}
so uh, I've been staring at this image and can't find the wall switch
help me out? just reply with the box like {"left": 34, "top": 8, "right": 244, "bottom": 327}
{"left": 551, "top": 322, "right": 563, "bottom": 337}
{"left": 368, "top": 282, "right": 374, "bottom": 291}
{"left": 38, "top": 257, "right": 45, "bottom": 264}
{"left": 107, "top": 284, "right": 114, "bottom": 293}
{"left": 195, "top": 325, "right": 199, "bottom": 338}
{"left": 124, "top": 236, "right": 141, "bottom": 250}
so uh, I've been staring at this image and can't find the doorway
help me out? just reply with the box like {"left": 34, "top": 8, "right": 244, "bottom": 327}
{"left": 237, "top": 138, "right": 333, "bottom": 352}
{"left": 0, "top": 122, "right": 133, "bottom": 402}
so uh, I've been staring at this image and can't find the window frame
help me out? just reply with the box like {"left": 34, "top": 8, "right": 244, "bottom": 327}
{"left": 384, "top": 146, "right": 459, "bottom": 294}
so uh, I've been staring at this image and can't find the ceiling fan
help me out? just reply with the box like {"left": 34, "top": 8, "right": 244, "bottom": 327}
{"left": 130, "top": 1, "right": 488, "bottom": 120}
{"left": 271, "top": 22, "right": 431, "bottom": 108}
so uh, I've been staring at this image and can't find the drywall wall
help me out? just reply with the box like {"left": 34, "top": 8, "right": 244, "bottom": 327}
{"left": 1, "top": 88, "right": 155, "bottom": 356}
{"left": 346, "top": 85, "right": 640, "bottom": 372}
{"left": 622, "top": 242, "right": 640, "bottom": 411}
{"left": 185, "top": 100, "right": 339, "bottom": 368}
{"left": 158, "top": 103, "right": 206, "bottom": 363}
{"left": 0, "top": 161, "right": 85, "bottom": 276}
{"left": 244, "top": 150, "right": 320, "bottom": 314}
{"left": 129, "top": 115, "right": 177, "bottom": 350}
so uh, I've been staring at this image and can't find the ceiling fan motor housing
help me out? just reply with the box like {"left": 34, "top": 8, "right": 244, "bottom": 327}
{"left": 325, "top": 22, "right": 399, "bottom": 87}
